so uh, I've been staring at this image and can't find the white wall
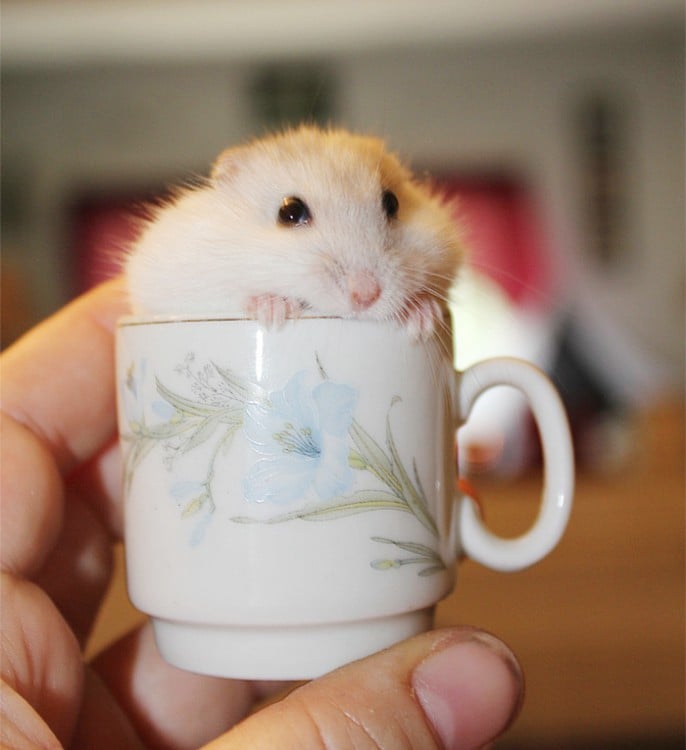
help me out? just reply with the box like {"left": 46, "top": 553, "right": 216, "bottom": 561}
{"left": 3, "top": 29, "right": 683, "bottom": 389}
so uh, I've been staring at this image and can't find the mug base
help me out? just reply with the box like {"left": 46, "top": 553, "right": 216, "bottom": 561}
{"left": 151, "top": 608, "right": 435, "bottom": 680}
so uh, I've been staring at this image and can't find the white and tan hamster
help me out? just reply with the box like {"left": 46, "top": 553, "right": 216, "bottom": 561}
{"left": 125, "top": 125, "right": 463, "bottom": 339}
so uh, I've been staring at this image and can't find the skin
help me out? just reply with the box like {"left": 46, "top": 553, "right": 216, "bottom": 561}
{"left": 0, "top": 278, "right": 523, "bottom": 750}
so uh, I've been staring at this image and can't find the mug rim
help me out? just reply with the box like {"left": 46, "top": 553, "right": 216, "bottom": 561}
{"left": 117, "top": 313, "right": 350, "bottom": 328}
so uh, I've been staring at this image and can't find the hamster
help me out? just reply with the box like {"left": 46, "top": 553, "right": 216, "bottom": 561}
{"left": 125, "top": 125, "right": 463, "bottom": 339}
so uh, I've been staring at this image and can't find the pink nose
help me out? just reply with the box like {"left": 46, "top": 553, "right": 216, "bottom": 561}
{"left": 348, "top": 272, "right": 381, "bottom": 310}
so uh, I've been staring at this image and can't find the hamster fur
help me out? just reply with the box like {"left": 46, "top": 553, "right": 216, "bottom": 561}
{"left": 125, "top": 125, "right": 463, "bottom": 339}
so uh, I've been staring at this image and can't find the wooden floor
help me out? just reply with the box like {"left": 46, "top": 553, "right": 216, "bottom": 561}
{"left": 88, "top": 400, "right": 685, "bottom": 747}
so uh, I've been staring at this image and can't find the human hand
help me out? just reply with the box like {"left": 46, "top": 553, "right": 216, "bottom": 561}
{"left": 1, "top": 279, "right": 523, "bottom": 749}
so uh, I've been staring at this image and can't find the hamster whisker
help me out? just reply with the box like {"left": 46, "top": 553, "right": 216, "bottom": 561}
{"left": 467, "top": 259, "right": 554, "bottom": 308}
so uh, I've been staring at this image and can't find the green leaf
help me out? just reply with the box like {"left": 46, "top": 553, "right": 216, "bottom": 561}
{"left": 179, "top": 414, "right": 223, "bottom": 454}
{"left": 371, "top": 559, "right": 401, "bottom": 570}
{"left": 371, "top": 555, "right": 445, "bottom": 574}
{"left": 371, "top": 537, "right": 441, "bottom": 561}
{"left": 349, "top": 420, "right": 402, "bottom": 495}
{"left": 370, "top": 537, "right": 446, "bottom": 576}
{"left": 418, "top": 565, "right": 446, "bottom": 577}
{"left": 181, "top": 495, "right": 205, "bottom": 518}
{"left": 122, "top": 436, "right": 157, "bottom": 493}
{"left": 139, "top": 419, "right": 196, "bottom": 440}
{"left": 212, "top": 363, "right": 263, "bottom": 404}
{"left": 155, "top": 378, "right": 220, "bottom": 417}
{"left": 230, "top": 490, "right": 411, "bottom": 525}
{"left": 348, "top": 449, "right": 368, "bottom": 470}
{"left": 412, "top": 458, "right": 429, "bottom": 507}
{"left": 349, "top": 489, "right": 412, "bottom": 505}
{"left": 218, "top": 408, "right": 244, "bottom": 429}
{"left": 272, "top": 495, "right": 409, "bottom": 522}
{"left": 385, "top": 407, "right": 438, "bottom": 536}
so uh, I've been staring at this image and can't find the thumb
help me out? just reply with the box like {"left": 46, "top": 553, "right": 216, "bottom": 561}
{"left": 202, "top": 627, "right": 523, "bottom": 750}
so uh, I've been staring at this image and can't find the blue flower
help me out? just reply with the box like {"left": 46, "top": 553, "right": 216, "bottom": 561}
{"left": 123, "top": 359, "right": 176, "bottom": 426}
{"left": 242, "top": 371, "right": 357, "bottom": 505}
{"left": 170, "top": 480, "right": 206, "bottom": 507}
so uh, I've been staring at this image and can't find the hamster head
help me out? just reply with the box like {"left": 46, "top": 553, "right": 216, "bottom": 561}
{"left": 126, "top": 125, "right": 463, "bottom": 335}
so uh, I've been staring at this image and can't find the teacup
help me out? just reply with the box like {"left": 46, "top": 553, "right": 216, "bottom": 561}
{"left": 116, "top": 316, "right": 573, "bottom": 679}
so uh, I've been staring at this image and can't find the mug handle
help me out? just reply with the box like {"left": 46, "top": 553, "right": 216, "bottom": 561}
{"left": 453, "top": 357, "right": 574, "bottom": 572}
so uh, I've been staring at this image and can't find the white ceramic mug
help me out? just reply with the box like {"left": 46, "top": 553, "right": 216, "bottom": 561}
{"left": 116, "top": 316, "right": 573, "bottom": 679}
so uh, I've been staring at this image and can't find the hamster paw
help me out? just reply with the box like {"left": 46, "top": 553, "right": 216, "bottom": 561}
{"left": 245, "top": 294, "right": 305, "bottom": 327}
{"left": 402, "top": 296, "right": 443, "bottom": 341}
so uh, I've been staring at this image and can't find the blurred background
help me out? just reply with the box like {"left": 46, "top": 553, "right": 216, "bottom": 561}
{"left": 2, "top": 1, "right": 684, "bottom": 747}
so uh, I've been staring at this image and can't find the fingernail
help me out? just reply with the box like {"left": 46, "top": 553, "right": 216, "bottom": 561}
{"left": 412, "top": 633, "right": 523, "bottom": 750}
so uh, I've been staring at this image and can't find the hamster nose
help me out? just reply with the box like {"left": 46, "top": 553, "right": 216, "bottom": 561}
{"left": 347, "top": 271, "right": 381, "bottom": 310}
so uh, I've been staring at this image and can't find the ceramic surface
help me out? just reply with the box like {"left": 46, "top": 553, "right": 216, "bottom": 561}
{"left": 116, "top": 316, "right": 573, "bottom": 678}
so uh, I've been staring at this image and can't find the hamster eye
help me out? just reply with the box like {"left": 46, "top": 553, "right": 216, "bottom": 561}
{"left": 382, "top": 190, "right": 399, "bottom": 220}
{"left": 278, "top": 196, "right": 311, "bottom": 226}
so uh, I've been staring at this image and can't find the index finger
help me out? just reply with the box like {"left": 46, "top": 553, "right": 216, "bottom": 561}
{"left": 2, "top": 278, "right": 129, "bottom": 476}
{"left": 1, "top": 279, "right": 129, "bottom": 573}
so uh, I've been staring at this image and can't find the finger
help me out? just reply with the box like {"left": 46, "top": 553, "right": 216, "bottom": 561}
{"left": 0, "top": 279, "right": 128, "bottom": 575}
{"left": 94, "top": 623, "right": 290, "bottom": 750}
{"left": 69, "top": 437, "right": 125, "bottom": 540}
{"left": 33, "top": 438, "right": 124, "bottom": 642}
{"left": 0, "top": 681, "right": 62, "bottom": 749}
{"left": 0, "top": 414, "right": 64, "bottom": 576}
{"left": 71, "top": 668, "right": 146, "bottom": 750}
{"left": 1, "top": 277, "right": 128, "bottom": 477}
{"left": 34, "top": 489, "right": 113, "bottom": 646}
{"left": 203, "top": 628, "right": 523, "bottom": 750}
{"left": 2, "top": 422, "right": 119, "bottom": 640}
{"left": 1, "top": 573, "right": 83, "bottom": 747}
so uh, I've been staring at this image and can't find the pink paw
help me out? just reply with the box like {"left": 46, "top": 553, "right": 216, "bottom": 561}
{"left": 402, "top": 296, "right": 444, "bottom": 341}
{"left": 245, "top": 294, "right": 304, "bottom": 327}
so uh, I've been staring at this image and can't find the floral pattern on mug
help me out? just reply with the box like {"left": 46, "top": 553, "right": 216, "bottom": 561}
{"left": 119, "top": 354, "right": 446, "bottom": 574}
{"left": 242, "top": 371, "right": 357, "bottom": 505}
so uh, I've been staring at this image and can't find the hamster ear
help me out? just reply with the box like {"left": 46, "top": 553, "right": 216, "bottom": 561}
{"left": 210, "top": 146, "right": 246, "bottom": 184}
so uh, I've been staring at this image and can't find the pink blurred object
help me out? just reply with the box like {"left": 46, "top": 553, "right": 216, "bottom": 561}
{"left": 439, "top": 175, "right": 556, "bottom": 309}
{"left": 70, "top": 192, "right": 151, "bottom": 293}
